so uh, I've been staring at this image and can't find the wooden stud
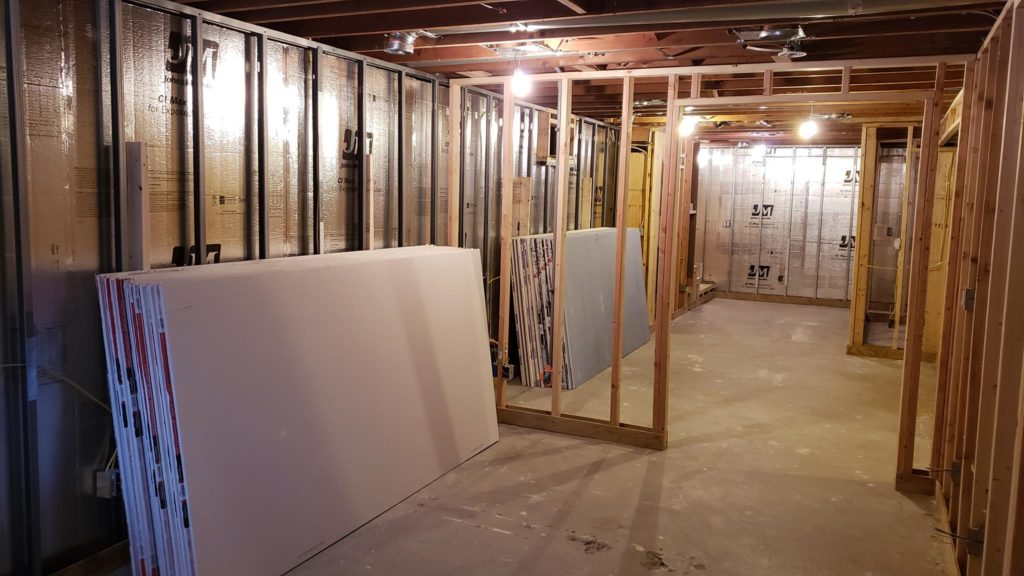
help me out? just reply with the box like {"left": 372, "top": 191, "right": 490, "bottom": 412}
{"left": 944, "top": 49, "right": 996, "bottom": 528}
{"left": 891, "top": 125, "right": 915, "bottom": 351}
{"left": 847, "top": 125, "right": 878, "bottom": 351}
{"left": 676, "top": 137, "right": 697, "bottom": 312}
{"left": 952, "top": 30, "right": 1010, "bottom": 560}
{"left": 841, "top": 66, "right": 851, "bottom": 94}
{"left": 448, "top": 55, "right": 972, "bottom": 87}
{"left": 1006, "top": 358, "right": 1024, "bottom": 575}
{"left": 447, "top": 85, "right": 462, "bottom": 247}
{"left": 942, "top": 47, "right": 992, "bottom": 507}
{"left": 652, "top": 75, "right": 680, "bottom": 441}
{"left": 930, "top": 60, "right": 976, "bottom": 477}
{"left": 549, "top": 78, "right": 573, "bottom": 417}
{"left": 496, "top": 406, "right": 665, "bottom": 450}
{"left": 610, "top": 77, "right": 634, "bottom": 427}
{"left": 493, "top": 81, "right": 516, "bottom": 408}
{"left": 763, "top": 70, "right": 773, "bottom": 96}
{"left": 894, "top": 62, "right": 946, "bottom": 484}
{"left": 978, "top": 4, "right": 1024, "bottom": 573}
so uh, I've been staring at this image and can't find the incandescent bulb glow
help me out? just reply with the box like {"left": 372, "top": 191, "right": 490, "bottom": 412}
{"left": 798, "top": 118, "right": 819, "bottom": 139}
{"left": 678, "top": 115, "right": 699, "bottom": 137}
{"left": 511, "top": 68, "right": 532, "bottom": 98}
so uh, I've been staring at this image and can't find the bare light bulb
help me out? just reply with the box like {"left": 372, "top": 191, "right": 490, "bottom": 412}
{"left": 510, "top": 68, "right": 532, "bottom": 98}
{"left": 678, "top": 115, "right": 699, "bottom": 137}
{"left": 799, "top": 118, "right": 819, "bottom": 139}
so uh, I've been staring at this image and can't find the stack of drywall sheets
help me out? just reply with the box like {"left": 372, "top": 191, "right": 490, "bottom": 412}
{"left": 97, "top": 246, "right": 498, "bottom": 576}
{"left": 511, "top": 228, "right": 649, "bottom": 389}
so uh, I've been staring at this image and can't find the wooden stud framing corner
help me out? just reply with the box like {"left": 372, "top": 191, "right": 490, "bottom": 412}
{"left": 929, "top": 60, "right": 976, "bottom": 479}
{"left": 610, "top": 76, "right": 634, "bottom": 427}
{"left": 895, "top": 63, "right": 946, "bottom": 488}
{"left": 847, "top": 125, "right": 878, "bottom": 352}
{"left": 548, "top": 78, "right": 573, "bottom": 417}
{"left": 652, "top": 75, "right": 680, "bottom": 442}
{"left": 447, "top": 85, "right": 462, "bottom": 248}
{"left": 493, "top": 81, "right": 516, "bottom": 408}
{"left": 449, "top": 54, "right": 964, "bottom": 452}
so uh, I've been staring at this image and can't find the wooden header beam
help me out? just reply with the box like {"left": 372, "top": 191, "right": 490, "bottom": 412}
{"left": 448, "top": 54, "right": 973, "bottom": 86}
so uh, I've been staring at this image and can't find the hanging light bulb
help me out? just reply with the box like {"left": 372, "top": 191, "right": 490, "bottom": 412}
{"left": 510, "top": 68, "right": 532, "bottom": 98}
{"left": 678, "top": 115, "right": 699, "bottom": 137}
{"left": 799, "top": 117, "right": 819, "bottom": 139}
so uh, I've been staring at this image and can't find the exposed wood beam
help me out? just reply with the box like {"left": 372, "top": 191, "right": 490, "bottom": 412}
{"left": 231, "top": 0, "right": 522, "bottom": 23}
{"left": 323, "top": 6, "right": 1000, "bottom": 51}
{"left": 555, "top": 0, "right": 587, "bottom": 15}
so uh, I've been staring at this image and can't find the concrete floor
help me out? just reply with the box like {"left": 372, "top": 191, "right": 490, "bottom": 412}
{"left": 295, "top": 298, "right": 953, "bottom": 576}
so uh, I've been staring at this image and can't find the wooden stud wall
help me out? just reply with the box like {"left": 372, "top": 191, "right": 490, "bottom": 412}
{"left": 449, "top": 54, "right": 969, "bottom": 451}
{"left": 894, "top": 3, "right": 1024, "bottom": 576}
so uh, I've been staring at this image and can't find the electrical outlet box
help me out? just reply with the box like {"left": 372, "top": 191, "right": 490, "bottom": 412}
{"left": 95, "top": 469, "right": 121, "bottom": 499}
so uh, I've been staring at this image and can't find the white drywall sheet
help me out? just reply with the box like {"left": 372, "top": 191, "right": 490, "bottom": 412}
{"left": 98, "top": 246, "right": 498, "bottom": 575}
{"left": 511, "top": 227, "right": 650, "bottom": 389}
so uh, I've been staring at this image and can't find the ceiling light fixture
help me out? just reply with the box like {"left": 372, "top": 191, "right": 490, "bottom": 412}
{"left": 678, "top": 115, "right": 700, "bottom": 137}
{"left": 511, "top": 68, "right": 533, "bottom": 98}
{"left": 799, "top": 117, "right": 819, "bottom": 139}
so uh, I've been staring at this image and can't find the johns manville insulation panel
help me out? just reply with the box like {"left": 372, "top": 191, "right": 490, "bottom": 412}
{"left": 98, "top": 247, "right": 498, "bottom": 575}
{"left": 696, "top": 146, "right": 859, "bottom": 299}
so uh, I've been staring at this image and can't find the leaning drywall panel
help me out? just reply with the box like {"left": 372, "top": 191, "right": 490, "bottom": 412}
{"left": 511, "top": 228, "right": 649, "bottom": 389}
{"left": 563, "top": 228, "right": 650, "bottom": 385}
{"left": 320, "top": 54, "right": 359, "bottom": 252}
{"left": 99, "top": 247, "right": 498, "bottom": 576}
{"left": 202, "top": 24, "right": 249, "bottom": 262}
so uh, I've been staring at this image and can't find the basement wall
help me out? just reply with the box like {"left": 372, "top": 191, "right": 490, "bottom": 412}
{"left": 695, "top": 145, "right": 859, "bottom": 301}
{"left": 0, "top": 0, "right": 453, "bottom": 572}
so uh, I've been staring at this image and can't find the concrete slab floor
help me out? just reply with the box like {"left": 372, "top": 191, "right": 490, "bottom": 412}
{"left": 295, "top": 299, "right": 953, "bottom": 576}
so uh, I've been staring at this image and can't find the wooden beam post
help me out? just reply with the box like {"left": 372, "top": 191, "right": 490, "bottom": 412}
{"left": 1005, "top": 357, "right": 1024, "bottom": 576}
{"left": 763, "top": 70, "right": 773, "bottom": 96}
{"left": 652, "top": 75, "right": 680, "bottom": 442}
{"left": 549, "top": 78, "right": 573, "bottom": 416}
{"left": 448, "top": 85, "right": 462, "bottom": 247}
{"left": 978, "top": 5, "right": 1024, "bottom": 573}
{"left": 894, "top": 62, "right": 946, "bottom": 490}
{"left": 942, "top": 46, "right": 994, "bottom": 506}
{"left": 610, "top": 76, "right": 634, "bottom": 426}
{"left": 841, "top": 66, "right": 851, "bottom": 94}
{"left": 676, "top": 137, "right": 697, "bottom": 312}
{"left": 848, "top": 126, "right": 878, "bottom": 351}
{"left": 493, "top": 80, "right": 516, "bottom": 408}
{"left": 891, "top": 125, "right": 916, "bottom": 351}
{"left": 952, "top": 27, "right": 1010, "bottom": 557}
{"left": 930, "top": 60, "right": 976, "bottom": 476}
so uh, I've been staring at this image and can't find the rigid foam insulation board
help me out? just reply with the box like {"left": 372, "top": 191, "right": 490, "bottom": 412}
{"left": 511, "top": 227, "right": 649, "bottom": 389}
{"left": 98, "top": 246, "right": 498, "bottom": 575}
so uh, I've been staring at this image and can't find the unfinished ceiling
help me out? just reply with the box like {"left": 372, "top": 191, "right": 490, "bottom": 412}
{"left": 179, "top": 0, "right": 993, "bottom": 140}
{"left": 178, "top": 0, "right": 999, "bottom": 75}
